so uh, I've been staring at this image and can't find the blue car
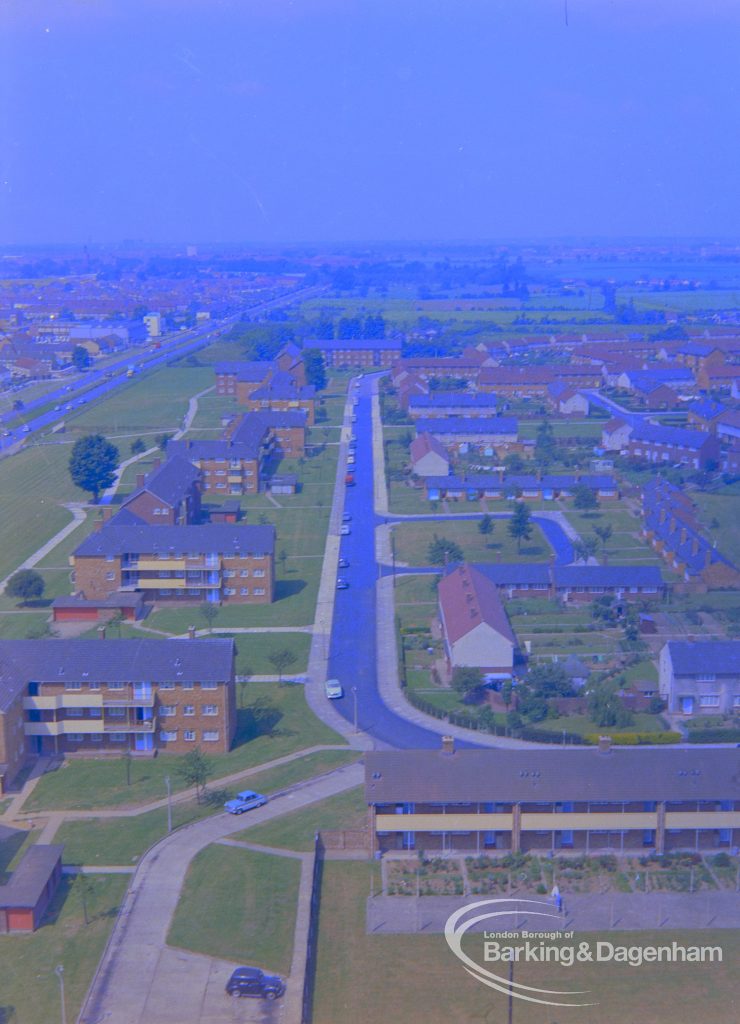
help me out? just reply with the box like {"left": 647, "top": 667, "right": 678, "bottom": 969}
{"left": 224, "top": 789, "right": 268, "bottom": 815}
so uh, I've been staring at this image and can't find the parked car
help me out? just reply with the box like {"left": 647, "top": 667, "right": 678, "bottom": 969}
{"left": 336, "top": 577, "right": 349, "bottom": 589}
{"left": 225, "top": 966, "right": 285, "bottom": 1000}
{"left": 224, "top": 790, "right": 268, "bottom": 815}
{"left": 340, "top": 524, "right": 351, "bottom": 535}
{"left": 338, "top": 557, "right": 350, "bottom": 568}
{"left": 342, "top": 513, "right": 352, "bottom": 522}
{"left": 347, "top": 454, "right": 355, "bottom": 465}
{"left": 345, "top": 473, "right": 355, "bottom": 486}
{"left": 325, "top": 678, "right": 344, "bottom": 699}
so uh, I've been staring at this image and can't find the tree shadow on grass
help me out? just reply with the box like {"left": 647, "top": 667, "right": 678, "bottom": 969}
{"left": 274, "top": 579, "right": 307, "bottom": 601}
{"left": 233, "top": 699, "right": 287, "bottom": 749}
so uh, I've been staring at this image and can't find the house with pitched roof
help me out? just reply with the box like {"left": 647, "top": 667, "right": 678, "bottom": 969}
{"left": 659, "top": 641, "right": 740, "bottom": 717}
{"left": 119, "top": 456, "right": 201, "bottom": 525}
{"left": 437, "top": 564, "right": 516, "bottom": 680}
{"left": 409, "top": 432, "right": 450, "bottom": 477}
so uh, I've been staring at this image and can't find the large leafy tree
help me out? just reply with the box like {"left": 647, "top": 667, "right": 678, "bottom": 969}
{"left": 428, "top": 534, "right": 464, "bottom": 565}
{"left": 6, "top": 569, "right": 45, "bottom": 605}
{"left": 178, "top": 747, "right": 214, "bottom": 803}
{"left": 302, "top": 348, "right": 327, "bottom": 390}
{"left": 507, "top": 502, "right": 533, "bottom": 552}
{"left": 69, "top": 434, "right": 119, "bottom": 502}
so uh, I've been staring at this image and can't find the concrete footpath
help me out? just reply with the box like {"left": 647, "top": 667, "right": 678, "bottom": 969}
{"left": 367, "top": 890, "right": 740, "bottom": 934}
{"left": 79, "top": 761, "right": 363, "bottom": 1024}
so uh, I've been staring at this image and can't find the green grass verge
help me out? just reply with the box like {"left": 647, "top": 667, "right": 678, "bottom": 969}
{"left": 0, "top": 874, "right": 128, "bottom": 1024}
{"left": 54, "top": 749, "right": 358, "bottom": 866}
{"left": 233, "top": 785, "right": 367, "bottom": 851}
{"left": 393, "top": 517, "right": 551, "bottom": 566}
{"left": 23, "top": 682, "right": 346, "bottom": 812}
{"left": 167, "top": 845, "right": 299, "bottom": 975}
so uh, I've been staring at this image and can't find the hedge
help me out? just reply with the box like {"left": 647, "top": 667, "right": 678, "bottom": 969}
{"left": 685, "top": 728, "right": 740, "bottom": 744}
{"left": 584, "top": 731, "right": 682, "bottom": 746}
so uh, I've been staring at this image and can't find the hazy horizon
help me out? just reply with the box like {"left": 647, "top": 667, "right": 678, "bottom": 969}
{"left": 2, "top": 0, "right": 739, "bottom": 246}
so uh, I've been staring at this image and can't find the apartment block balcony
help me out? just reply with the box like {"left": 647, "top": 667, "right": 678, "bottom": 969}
{"left": 23, "top": 694, "right": 104, "bottom": 711}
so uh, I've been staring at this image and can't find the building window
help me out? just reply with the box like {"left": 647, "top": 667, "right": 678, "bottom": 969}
{"left": 160, "top": 680, "right": 175, "bottom": 689}
{"left": 64, "top": 680, "right": 82, "bottom": 690}
{"left": 106, "top": 572, "right": 116, "bottom": 581}
{"left": 698, "top": 695, "right": 720, "bottom": 707}
{"left": 224, "top": 588, "right": 236, "bottom": 596}
{"left": 183, "top": 705, "right": 195, "bottom": 716}
{"left": 107, "top": 707, "right": 126, "bottom": 718}
{"left": 110, "top": 733, "right": 127, "bottom": 743}
{"left": 696, "top": 673, "right": 716, "bottom": 682}
{"left": 202, "top": 704, "right": 218, "bottom": 716}
{"left": 159, "top": 730, "right": 178, "bottom": 743}
{"left": 203, "top": 730, "right": 220, "bottom": 742}
{"left": 108, "top": 681, "right": 124, "bottom": 691}
{"left": 184, "top": 730, "right": 196, "bottom": 742}
{"left": 254, "top": 588, "right": 266, "bottom": 596}
{"left": 224, "top": 570, "right": 236, "bottom": 578}
{"left": 253, "top": 569, "right": 265, "bottom": 578}
{"left": 239, "top": 569, "right": 249, "bottom": 577}
{"left": 66, "top": 733, "right": 84, "bottom": 743}
{"left": 201, "top": 680, "right": 217, "bottom": 690}
{"left": 89, "top": 707, "right": 102, "bottom": 718}
{"left": 66, "top": 708, "right": 84, "bottom": 718}
{"left": 240, "top": 587, "right": 249, "bottom": 596}
{"left": 182, "top": 680, "right": 194, "bottom": 690}
{"left": 160, "top": 706, "right": 177, "bottom": 717}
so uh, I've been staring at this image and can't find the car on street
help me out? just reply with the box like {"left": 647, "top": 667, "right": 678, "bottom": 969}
{"left": 340, "top": 523, "right": 351, "bottom": 535}
{"left": 336, "top": 577, "right": 349, "bottom": 589}
{"left": 342, "top": 512, "right": 352, "bottom": 522}
{"left": 225, "top": 966, "right": 285, "bottom": 1001}
{"left": 338, "top": 557, "right": 349, "bottom": 568}
{"left": 325, "top": 678, "right": 344, "bottom": 699}
{"left": 347, "top": 454, "right": 355, "bottom": 465}
{"left": 345, "top": 473, "right": 355, "bottom": 486}
{"left": 224, "top": 789, "right": 268, "bottom": 815}
{"left": 351, "top": 414, "right": 357, "bottom": 423}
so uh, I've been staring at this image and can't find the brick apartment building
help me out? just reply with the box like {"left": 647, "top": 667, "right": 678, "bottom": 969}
{"left": 168, "top": 439, "right": 263, "bottom": 495}
{"left": 226, "top": 409, "right": 307, "bottom": 458}
{"left": 244, "top": 380, "right": 317, "bottom": 425}
{"left": 115, "top": 455, "right": 201, "bottom": 526}
{"left": 72, "top": 524, "right": 275, "bottom": 605}
{"left": 366, "top": 743, "right": 740, "bottom": 854}
{"left": 0, "top": 638, "right": 236, "bottom": 787}
{"left": 307, "top": 337, "right": 402, "bottom": 368}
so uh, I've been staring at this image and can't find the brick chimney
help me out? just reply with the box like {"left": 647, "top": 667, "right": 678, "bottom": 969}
{"left": 441, "top": 735, "right": 455, "bottom": 756}
{"left": 136, "top": 473, "right": 145, "bottom": 488}
{"left": 97, "top": 626, "right": 106, "bottom": 641}
{"left": 597, "top": 735, "right": 612, "bottom": 754}
{"left": 188, "top": 625, "right": 196, "bottom": 639}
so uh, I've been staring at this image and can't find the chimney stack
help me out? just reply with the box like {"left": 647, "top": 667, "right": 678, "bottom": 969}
{"left": 598, "top": 735, "right": 612, "bottom": 754}
{"left": 441, "top": 735, "right": 455, "bottom": 756}
{"left": 188, "top": 625, "right": 196, "bottom": 640}
{"left": 136, "top": 473, "right": 145, "bottom": 488}
{"left": 97, "top": 626, "right": 106, "bottom": 641}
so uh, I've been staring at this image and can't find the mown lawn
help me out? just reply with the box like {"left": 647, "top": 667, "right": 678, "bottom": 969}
{"left": 23, "top": 682, "right": 346, "bottom": 812}
{"left": 313, "top": 861, "right": 740, "bottom": 1024}
{"left": 54, "top": 749, "right": 358, "bottom": 866}
{"left": 392, "top": 517, "right": 550, "bottom": 566}
{"left": 234, "top": 785, "right": 367, "bottom": 851}
{"left": 0, "top": 874, "right": 128, "bottom": 1024}
{"left": 168, "top": 845, "right": 300, "bottom": 975}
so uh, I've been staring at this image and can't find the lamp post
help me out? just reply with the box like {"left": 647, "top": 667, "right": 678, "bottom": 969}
{"left": 352, "top": 686, "right": 358, "bottom": 733}
{"left": 55, "top": 965, "right": 67, "bottom": 1024}
{"left": 165, "top": 775, "right": 172, "bottom": 833}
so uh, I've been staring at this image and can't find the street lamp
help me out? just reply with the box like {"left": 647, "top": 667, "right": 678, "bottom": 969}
{"left": 55, "top": 964, "right": 67, "bottom": 1024}
{"left": 352, "top": 686, "right": 358, "bottom": 734}
{"left": 165, "top": 775, "right": 172, "bottom": 833}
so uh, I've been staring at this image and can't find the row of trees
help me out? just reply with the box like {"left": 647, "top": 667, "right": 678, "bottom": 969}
{"left": 426, "top": 504, "right": 534, "bottom": 566}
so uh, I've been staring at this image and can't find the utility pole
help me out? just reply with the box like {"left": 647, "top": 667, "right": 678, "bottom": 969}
{"left": 55, "top": 965, "right": 67, "bottom": 1024}
{"left": 352, "top": 686, "right": 358, "bottom": 733}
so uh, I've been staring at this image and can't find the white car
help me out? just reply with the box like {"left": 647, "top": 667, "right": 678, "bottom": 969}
{"left": 325, "top": 678, "right": 344, "bottom": 699}
{"left": 340, "top": 524, "right": 351, "bottom": 535}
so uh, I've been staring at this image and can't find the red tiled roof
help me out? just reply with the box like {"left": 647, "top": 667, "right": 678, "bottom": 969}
{"left": 438, "top": 564, "right": 516, "bottom": 645}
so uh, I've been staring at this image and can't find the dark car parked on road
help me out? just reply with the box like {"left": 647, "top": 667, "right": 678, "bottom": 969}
{"left": 225, "top": 966, "right": 285, "bottom": 1000}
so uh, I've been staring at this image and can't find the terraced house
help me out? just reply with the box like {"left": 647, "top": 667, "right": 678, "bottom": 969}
{"left": 71, "top": 524, "right": 275, "bottom": 605}
{"left": 659, "top": 641, "right": 740, "bottom": 717}
{"left": 0, "top": 638, "right": 236, "bottom": 788}
{"left": 366, "top": 743, "right": 740, "bottom": 855}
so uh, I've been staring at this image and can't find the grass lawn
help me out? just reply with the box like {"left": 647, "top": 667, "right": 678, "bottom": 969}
{"left": 167, "top": 845, "right": 299, "bottom": 975}
{"left": 23, "top": 681, "right": 346, "bottom": 812}
{"left": 691, "top": 487, "right": 740, "bottom": 567}
{"left": 392, "top": 517, "right": 550, "bottom": 566}
{"left": 0, "top": 443, "right": 86, "bottom": 579}
{"left": 234, "top": 785, "right": 367, "bottom": 851}
{"left": 66, "top": 365, "right": 214, "bottom": 437}
{"left": 313, "top": 861, "right": 739, "bottom": 1024}
{"left": 54, "top": 749, "right": 358, "bottom": 866}
{"left": 534, "top": 712, "right": 666, "bottom": 736}
{"left": 0, "top": 874, "right": 128, "bottom": 1024}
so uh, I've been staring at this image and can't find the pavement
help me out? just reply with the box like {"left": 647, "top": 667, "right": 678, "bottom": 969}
{"left": 366, "top": 890, "right": 740, "bottom": 933}
{"left": 78, "top": 761, "right": 363, "bottom": 1024}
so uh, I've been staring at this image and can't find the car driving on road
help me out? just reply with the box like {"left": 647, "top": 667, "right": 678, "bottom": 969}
{"left": 225, "top": 966, "right": 285, "bottom": 1000}
{"left": 224, "top": 789, "right": 268, "bottom": 815}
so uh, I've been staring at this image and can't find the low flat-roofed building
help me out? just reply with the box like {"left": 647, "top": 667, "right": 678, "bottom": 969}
{"left": 0, "top": 843, "right": 64, "bottom": 933}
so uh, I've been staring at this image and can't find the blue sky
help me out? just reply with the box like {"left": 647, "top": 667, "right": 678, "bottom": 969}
{"left": 1, "top": 0, "right": 739, "bottom": 244}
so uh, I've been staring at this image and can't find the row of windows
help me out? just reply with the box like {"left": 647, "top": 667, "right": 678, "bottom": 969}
{"left": 224, "top": 587, "right": 266, "bottom": 596}
{"left": 160, "top": 704, "right": 219, "bottom": 716}
{"left": 223, "top": 569, "right": 265, "bottom": 578}
{"left": 160, "top": 729, "right": 220, "bottom": 742}
{"left": 62, "top": 680, "right": 219, "bottom": 690}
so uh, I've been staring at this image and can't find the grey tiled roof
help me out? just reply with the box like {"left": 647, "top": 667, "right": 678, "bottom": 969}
{"left": 365, "top": 748, "right": 740, "bottom": 804}
{"left": 74, "top": 524, "right": 275, "bottom": 558}
{"left": 666, "top": 640, "right": 740, "bottom": 676}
